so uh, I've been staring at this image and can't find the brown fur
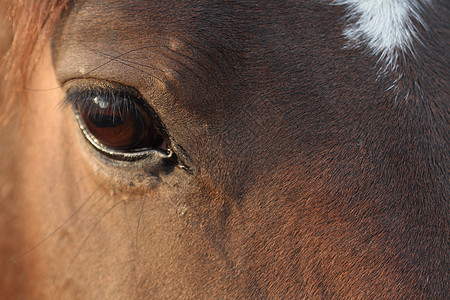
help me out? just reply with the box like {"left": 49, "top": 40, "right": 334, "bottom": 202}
{"left": 0, "top": 0, "right": 448, "bottom": 299}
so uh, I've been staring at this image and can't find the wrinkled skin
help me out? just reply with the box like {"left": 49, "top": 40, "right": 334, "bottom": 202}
{"left": 1, "top": 0, "right": 448, "bottom": 299}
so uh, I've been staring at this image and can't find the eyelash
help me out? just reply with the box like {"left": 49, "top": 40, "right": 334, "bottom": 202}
{"left": 64, "top": 85, "right": 141, "bottom": 118}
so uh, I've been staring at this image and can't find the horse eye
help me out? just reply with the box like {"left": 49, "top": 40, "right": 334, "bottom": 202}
{"left": 69, "top": 86, "right": 171, "bottom": 160}
{"left": 77, "top": 97, "right": 164, "bottom": 151}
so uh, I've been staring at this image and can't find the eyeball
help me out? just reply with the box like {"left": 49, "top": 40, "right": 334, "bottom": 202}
{"left": 66, "top": 83, "right": 172, "bottom": 161}
{"left": 77, "top": 94, "right": 164, "bottom": 151}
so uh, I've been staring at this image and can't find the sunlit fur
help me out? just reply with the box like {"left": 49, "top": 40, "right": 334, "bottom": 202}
{"left": 0, "top": 0, "right": 448, "bottom": 299}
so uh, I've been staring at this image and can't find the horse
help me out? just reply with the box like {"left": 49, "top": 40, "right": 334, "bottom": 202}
{"left": 0, "top": 0, "right": 448, "bottom": 298}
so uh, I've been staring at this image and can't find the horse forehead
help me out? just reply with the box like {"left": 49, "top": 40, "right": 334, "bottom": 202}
{"left": 61, "top": 0, "right": 432, "bottom": 53}
{"left": 59, "top": 1, "right": 244, "bottom": 34}
{"left": 56, "top": 1, "right": 354, "bottom": 44}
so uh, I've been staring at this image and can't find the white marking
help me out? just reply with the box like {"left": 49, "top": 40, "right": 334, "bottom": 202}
{"left": 334, "top": 0, "right": 431, "bottom": 69}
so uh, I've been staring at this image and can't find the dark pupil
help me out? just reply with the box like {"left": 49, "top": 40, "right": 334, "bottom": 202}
{"left": 78, "top": 97, "right": 163, "bottom": 151}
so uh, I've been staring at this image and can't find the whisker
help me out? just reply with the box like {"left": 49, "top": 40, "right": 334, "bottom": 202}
{"left": 79, "top": 43, "right": 166, "bottom": 74}
{"left": 166, "top": 39, "right": 226, "bottom": 75}
{"left": 74, "top": 41, "right": 168, "bottom": 84}
{"left": 165, "top": 48, "right": 210, "bottom": 76}
{"left": 100, "top": 51, "right": 184, "bottom": 81}
{"left": 62, "top": 198, "right": 125, "bottom": 277}
{"left": 69, "top": 191, "right": 107, "bottom": 232}
{"left": 23, "top": 43, "right": 169, "bottom": 92}
{"left": 6, "top": 182, "right": 104, "bottom": 265}
{"left": 101, "top": 58, "right": 166, "bottom": 85}
{"left": 135, "top": 195, "right": 147, "bottom": 253}
{"left": 25, "top": 85, "right": 63, "bottom": 92}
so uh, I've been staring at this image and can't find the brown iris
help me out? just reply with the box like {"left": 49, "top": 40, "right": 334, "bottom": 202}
{"left": 77, "top": 96, "right": 164, "bottom": 151}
